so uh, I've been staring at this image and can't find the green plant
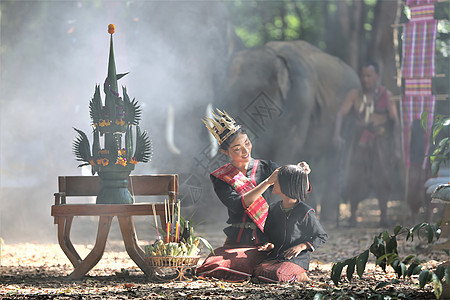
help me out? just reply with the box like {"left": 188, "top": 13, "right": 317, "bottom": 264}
{"left": 147, "top": 203, "right": 215, "bottom": 257}
{"left": 421, "top": 111, "right": 450, "bottom": 176}
{"left": 331, "top": 222, "right": 449, "bottom": 299}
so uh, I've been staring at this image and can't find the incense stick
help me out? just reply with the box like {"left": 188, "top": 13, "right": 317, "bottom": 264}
{"left": 164, "top": 199, "right": 168, "bottom": 225}
{"left": 152, "top": 203, "right": 160, "bottom": 240}
{"left": 171, "top": 200, "right": 175, "bottom": 226}
{"left": 177, "top": 200, "right": 181, "bottom": 224}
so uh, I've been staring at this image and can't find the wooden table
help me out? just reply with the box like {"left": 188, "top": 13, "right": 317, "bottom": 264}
{"left": 51, "top": 175, "right": 178, "bottom": 279}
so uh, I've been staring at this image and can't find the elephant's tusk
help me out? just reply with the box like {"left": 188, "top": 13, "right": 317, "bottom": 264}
{"left": 206, "top": 103, "right": 219, "bottom": 158}
{"left": 166, "top": 104, "right": 181, "bottom": 155}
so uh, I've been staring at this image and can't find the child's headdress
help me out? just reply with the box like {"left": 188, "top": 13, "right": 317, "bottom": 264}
{"left": 202, "top": 109, "right": 241, "bottom": 145}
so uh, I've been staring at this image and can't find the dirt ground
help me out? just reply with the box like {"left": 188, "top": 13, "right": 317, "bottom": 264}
{"left": 0, "top": 199, "right": 448, "bottom": 299}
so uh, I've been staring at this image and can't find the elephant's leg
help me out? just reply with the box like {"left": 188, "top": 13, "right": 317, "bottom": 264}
{"left": 349, "top": 197, "right": 360, "bottom": 226}
{"left": 345, "top": 147, "right": 368, "bottom": 226}
{"left": 378, "top": 196, "right": 389, "bottom": 227}
{"left": 374, "top": 176, "right": 393, "bottom": 227}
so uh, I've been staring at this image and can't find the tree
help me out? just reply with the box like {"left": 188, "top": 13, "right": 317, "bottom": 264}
{"left": 225, "top": 0, "right": 399, "bottom": 92}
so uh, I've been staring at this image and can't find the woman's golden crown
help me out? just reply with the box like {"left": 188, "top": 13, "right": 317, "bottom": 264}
{"left": 202, "top": 109, "right": 241, "bottom": 145}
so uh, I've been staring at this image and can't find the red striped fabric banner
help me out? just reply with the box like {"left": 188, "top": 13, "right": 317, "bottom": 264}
{"left": 406, "top": 0, "right": 437, "bottom": 5}
{"left": 401, "top": 19, "right": 437, "bottom": 78}
{"left": 410, "top": 4, "right": 435, "bottom": 22}
{"left": 402, "top": 79, "right": 435, "bottom": 129}
{"left": 401, "top": 78, "right": 435, "bottom": 168}
{"left": 401, "top": 0, "right": 437, "bottom": 168}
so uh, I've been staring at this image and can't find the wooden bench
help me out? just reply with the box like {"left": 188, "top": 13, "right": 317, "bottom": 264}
{"left": 51, "top": 174, "right": 178, "bottom": 279}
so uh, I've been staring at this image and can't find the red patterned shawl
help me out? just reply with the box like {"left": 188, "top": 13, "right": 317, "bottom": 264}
{"left": 211, "top": 160, "right": 269, "bottom": 232}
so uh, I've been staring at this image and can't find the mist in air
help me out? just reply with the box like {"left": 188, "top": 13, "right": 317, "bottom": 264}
{"left": 0, "top": 1, "right": 237, "bottom": 243}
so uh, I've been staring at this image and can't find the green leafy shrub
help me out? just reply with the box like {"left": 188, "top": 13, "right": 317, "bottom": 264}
{"left": 331, "top": 222, "right": 449, "bottom": 299}
{"left": 421, "top": 111, "right": 450, "bottom": 176}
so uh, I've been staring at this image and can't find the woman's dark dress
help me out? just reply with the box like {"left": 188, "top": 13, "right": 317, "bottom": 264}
{"left": 196, "top": 158, "right": 278, "bottom": 282}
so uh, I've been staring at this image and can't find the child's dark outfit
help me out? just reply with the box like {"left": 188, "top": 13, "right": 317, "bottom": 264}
{"left": 254, "top": 201, "right": 328, "bottom": 282}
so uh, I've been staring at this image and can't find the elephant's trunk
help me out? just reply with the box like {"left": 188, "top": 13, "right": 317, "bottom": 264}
{"left": 165, "top": 104, "right": 181, "bottom": 155}
{"left": 206, "top": 103, "right": 219, "bottom": 158}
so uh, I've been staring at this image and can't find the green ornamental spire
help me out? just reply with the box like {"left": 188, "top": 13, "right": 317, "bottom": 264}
{"left": 72, "top": 24, "right": 152, "bottom": 204}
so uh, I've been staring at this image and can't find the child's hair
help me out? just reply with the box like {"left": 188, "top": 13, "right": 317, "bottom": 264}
{"left": 278, "top": 164, "right": 308, "bottom": 202}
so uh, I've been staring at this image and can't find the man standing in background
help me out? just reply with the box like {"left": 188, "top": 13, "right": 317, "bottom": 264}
{"left": 333, "top": 61, "right": 401, "bottom": 227}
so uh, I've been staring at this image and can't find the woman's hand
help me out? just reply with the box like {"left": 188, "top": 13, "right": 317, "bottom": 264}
{"left": 258, "top": 242, "right": 275, "bottom": 252}
{"left": 283, "top": 243, "right": 308, "bottom": 259}
{"left": 266, "top": 168, "right": 279, "bottom": 185}
{"left": 297, "top": 162, "right": 311, "bottom": 175}
{"left": 243, "top": 168, "right": 279, "bottom": 207}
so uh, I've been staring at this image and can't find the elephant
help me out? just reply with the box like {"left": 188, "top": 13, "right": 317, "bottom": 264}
{"left": 214, "top": 40, "right": 361, "bottom": 223}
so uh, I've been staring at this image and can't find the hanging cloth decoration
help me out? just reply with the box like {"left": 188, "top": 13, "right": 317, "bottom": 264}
{"left": 400, "top": 0, "right": 438, "bottom": 169}
{"left": 401, "top": 5, "right": 437, "bottom": 78}
{"left": 402, "top": 79, "right": 435, "bottom": 129}
{"left": 402, "top": 78, "right": 435, "bottom": 167}
{"left": 406, "top": 0, "right": 438, "bottom": 6}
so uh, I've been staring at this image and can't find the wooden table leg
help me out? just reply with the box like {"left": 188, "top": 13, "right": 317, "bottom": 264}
{"left": 118, "top": 216, "right": 152, "bottom": 276}
{"left": 57, "top": 216, "right": 82, "bottom": 268}
{"left": 64, "top": 216, "right": 82, "bottom": 266}
{"left": 69, "top": 216, "right": 113, "bottom": 280}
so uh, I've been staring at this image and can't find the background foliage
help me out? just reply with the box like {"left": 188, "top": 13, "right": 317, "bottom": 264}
{"left": 224, "top": 0, "right": 449, "bottom": 96}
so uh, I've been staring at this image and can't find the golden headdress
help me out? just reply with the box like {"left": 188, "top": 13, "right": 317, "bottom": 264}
{"left": 202, "top": 109, "right": 241, "bottom": 145}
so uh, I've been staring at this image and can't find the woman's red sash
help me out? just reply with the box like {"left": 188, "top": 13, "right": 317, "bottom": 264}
{"left": 211, "top": 160, "right": 269, "bottom": 232}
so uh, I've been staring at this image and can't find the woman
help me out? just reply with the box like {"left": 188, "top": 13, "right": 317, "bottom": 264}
{"left": 197, "top": 109, "right": 309, "bottom": 282}
{"left": 254, "top": 164, "right": 328, "bottom": 283}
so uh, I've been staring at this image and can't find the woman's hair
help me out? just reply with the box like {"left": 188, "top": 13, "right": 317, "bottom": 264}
{"left": 219, "top": 127, "right": 247, "bottom": 151}
{"left": 278, "top": 164, "right": 308, "bottom": 202}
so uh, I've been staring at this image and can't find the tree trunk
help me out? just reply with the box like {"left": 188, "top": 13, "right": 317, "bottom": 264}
{"left": 369, "top": 0, "right": 400, "bottom": 94}
{"left": 336, "top": 0, "right": 366, "bottom": 71}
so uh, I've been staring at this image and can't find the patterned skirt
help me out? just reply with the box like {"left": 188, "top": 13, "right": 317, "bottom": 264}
{"left": 196, "top": 243, "right": 267, "bottom": 282}
{"left": 253, "top": 260, "right": 307, "bottom": 283}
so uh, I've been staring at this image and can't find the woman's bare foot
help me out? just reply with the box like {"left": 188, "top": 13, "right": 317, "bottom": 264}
{"left": 297, "top": 272, "right": 311, "bottom": 282}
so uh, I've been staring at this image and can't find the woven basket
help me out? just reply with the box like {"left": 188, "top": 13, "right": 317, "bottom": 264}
{"left": 145, "top": 255, "right": 200, "bottom": 267}
{"left": 144, "top": 256, "right": 200, "bottom": 281}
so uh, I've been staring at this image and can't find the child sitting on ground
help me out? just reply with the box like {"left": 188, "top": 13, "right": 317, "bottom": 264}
{"left": 254, "top": 164, "right": 328, "bottom": 283}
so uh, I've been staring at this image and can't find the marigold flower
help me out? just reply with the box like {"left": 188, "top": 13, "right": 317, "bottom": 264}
{"left": 108, "top": 24, "right": 115, "bottom": 34}
{"left": 102, "top": 158, "right": 109, "bottom": 166}
{"left": 89, "top": 159, "right": 96, "bottom": 166}
{"left": 115, "top": 157, "right": 127, "bottom": 166}
{"left": 97, "top": 158, "right": 103, "bottom": 165}
{"left": 115, "top": 119, "right": 125, "bottom": 126}
{"left": 130, "top": 157, "right": 138, "bottom": 165}
{"left": 118, "top": 149, "right": 126, "bottom": 156}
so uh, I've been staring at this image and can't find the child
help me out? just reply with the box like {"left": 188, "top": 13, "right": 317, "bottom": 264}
{"left": 254, "top": 164, "right": 328, "bottom": 283}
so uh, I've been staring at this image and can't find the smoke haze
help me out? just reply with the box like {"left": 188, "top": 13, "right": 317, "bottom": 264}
{"left": 0, "top": 1, "right": 237, "bottom": 243}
